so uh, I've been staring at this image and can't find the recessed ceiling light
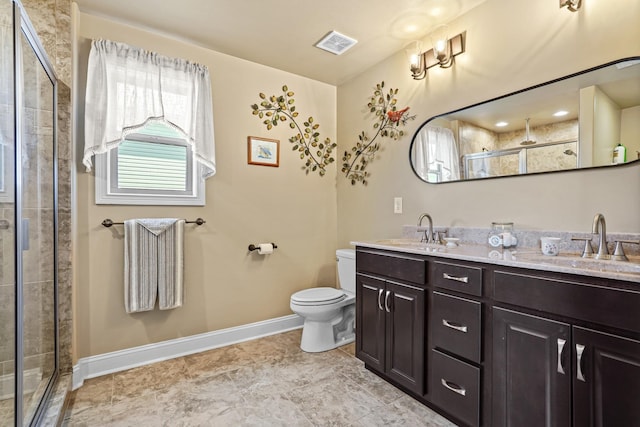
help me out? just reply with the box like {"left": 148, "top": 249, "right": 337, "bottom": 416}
{"left": 553, "top": 110, "right": 569, "bottom": 117}
{"left": 495, "top": 121, "right": 508, "bottom": 127}
{"left": 314, "top": 31, "right": 358, "bottom": 55}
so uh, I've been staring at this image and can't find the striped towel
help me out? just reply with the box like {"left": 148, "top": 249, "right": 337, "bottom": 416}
{"left": 124, "top": 218, "right": 185, "bottom": 313}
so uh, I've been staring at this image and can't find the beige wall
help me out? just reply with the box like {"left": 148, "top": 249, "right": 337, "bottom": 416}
{"left": 337, "top": 0, "right": 640, "bottom": 249}
{"left": 74, "top": 13, "right": 337, "bottom": 358}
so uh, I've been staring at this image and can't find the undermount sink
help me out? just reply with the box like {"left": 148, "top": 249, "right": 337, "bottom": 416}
{"left": 374, "top": 239, "right": 424, "bottom": 246}
{"left": 373, "top": 239, "right": 446, "bottom": 251}
{"left": 521, "top": 253, "right": 640, "bottom": 275}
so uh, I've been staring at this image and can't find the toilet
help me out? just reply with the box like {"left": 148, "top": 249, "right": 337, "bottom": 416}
{"left": 290, "top": 249, "right": 356, "bottom": 352}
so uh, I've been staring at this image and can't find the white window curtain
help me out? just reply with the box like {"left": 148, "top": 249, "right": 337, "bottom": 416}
{"left": 83, "top": 39, "right": 216, "bottom": 178}
{"left": 413, "top": 126, "right": 460, "bottom": 182}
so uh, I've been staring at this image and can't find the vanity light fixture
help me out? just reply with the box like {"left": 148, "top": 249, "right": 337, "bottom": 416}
{"left": 560, "top": 0, "right": 582, "bottom": 12}
{"left": 406, "top": 27, "right": 466, "bottom": 80}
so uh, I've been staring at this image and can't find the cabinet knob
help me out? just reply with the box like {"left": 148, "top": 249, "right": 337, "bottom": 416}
{"left": 377, "top": 289, "right": 384, "bottom": 311}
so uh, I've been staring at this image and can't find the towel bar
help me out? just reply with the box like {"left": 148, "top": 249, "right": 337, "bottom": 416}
{"left": 101, "top": 218, "right": 206, "bottom": 227}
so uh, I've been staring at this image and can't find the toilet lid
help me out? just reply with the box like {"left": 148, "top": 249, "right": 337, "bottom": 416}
{"left": 291, "top": 287, "right": 346, "bottom": 305}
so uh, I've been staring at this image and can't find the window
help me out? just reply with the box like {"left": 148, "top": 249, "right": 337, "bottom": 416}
{"left": 95, "top": 121, "right": 205, "bottom": 205}
{"left": 83, "top": 39, "right": 216, "bottom": 206}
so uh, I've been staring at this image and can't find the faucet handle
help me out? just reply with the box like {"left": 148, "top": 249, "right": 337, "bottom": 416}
{"left": 611, "top": 240, "right": 640, "bottom": 262}
{"left": 571, "top": 236, "right": 594, "bottom": 258}
{"left": 435, "top": 230, "right": 447, "bottom": 245}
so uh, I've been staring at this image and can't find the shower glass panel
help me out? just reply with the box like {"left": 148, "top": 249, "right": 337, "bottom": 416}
{"left": 0, "top": 0, "right": 15, "bottom": 424}
{"left": 19, "top": 22, "right": 56, "bottom": 426}
{"left": 0, "top": 1, "right": 58, "bottom": 425}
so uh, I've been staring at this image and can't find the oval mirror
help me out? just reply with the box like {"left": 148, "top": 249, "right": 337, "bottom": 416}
{"left": 410, "top": 58, "right": 640, "bottom": 183}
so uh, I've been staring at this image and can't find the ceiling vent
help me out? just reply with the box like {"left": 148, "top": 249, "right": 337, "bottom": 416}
{"left": 314, "top": 31, "right": 358, "bottom": 55}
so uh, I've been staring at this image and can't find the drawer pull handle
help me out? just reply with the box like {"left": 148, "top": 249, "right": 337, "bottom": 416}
{"left": 557, "top": 338, "right": 566, "bottom": 375}
{"left": 384, "top": 290, "right": 392, "bottom": 313}
{"left": 441, "top": 379, "right": 466, "bottom": 396}
{"left": 443, "top": 273, "right": 469, "bottom": 283}
{"left": 442, "top": 319, "right": 468, "bottom": 333}
{"left": 377, "top": 289, "right": 384, "bottom": 311}
{"left": 576, "top": 344, "right": 586, "bottom": 382}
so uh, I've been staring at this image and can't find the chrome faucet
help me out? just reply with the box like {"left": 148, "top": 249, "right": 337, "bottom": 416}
{"left": 592, "top": 213, "right": 610, "bottom": 260}
{"left": 418, "top": 213, "right": 435, "bottom": 244}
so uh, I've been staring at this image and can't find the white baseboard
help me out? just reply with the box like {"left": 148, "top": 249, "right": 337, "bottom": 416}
{"left": 72, "top": 314, "right": 303, "bottom": 390}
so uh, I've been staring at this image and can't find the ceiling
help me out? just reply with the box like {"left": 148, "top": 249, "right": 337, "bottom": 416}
{"left": 74, "top": 0, "right": 486, "bottom": 86}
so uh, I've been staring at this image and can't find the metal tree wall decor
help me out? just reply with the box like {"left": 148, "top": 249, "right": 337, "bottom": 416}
{"left": 342, "top": 81, "right": 415, "bottom": 185}
{"left": 251, "top": 85, "right": 337, "bottom": 177}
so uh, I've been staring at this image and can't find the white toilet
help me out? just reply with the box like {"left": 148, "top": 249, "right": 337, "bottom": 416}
{"left": 290, "top": 249, "right": 356, "bottom": 353}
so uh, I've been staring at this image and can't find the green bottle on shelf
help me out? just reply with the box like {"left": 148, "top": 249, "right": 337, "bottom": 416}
{"left": 613, "top": 143, "right": 626, "bottom": 164}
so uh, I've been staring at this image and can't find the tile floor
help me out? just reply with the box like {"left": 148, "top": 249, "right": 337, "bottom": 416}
{"left": 63, "top": 330, "right": 456, "bottom": 426}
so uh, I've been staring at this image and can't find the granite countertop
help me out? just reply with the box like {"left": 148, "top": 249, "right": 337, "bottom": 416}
{"left": 351, "top": 239, "right": 640, "bottom": 284}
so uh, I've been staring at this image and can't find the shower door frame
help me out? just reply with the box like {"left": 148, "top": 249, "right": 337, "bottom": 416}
{"left": 12, "top": 0, "right": 59, "bottom": 425}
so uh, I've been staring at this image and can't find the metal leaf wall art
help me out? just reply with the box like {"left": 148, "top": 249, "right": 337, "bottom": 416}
{"left": 342, "top": 81, "right": 415, "bottom": 186}
{"left": 251, "top": 85, "right": 337, "bottom": 177}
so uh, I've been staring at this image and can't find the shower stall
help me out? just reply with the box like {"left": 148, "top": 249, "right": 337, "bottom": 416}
{"left": 0, "top": 0, "right": 59, "bottom": 426}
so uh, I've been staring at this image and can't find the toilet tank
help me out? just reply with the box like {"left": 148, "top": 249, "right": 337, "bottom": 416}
{"left": 336, "top": 249, "right": 356, "bottom": 293}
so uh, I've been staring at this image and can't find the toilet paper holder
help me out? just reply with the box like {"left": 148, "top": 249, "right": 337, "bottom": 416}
{"left": 248, "top": 243, "right": 278, "bottom": 252}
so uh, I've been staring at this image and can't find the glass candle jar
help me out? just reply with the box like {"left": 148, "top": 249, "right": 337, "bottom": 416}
{"left": 488, "top": 222, "right": 517, "bottom": 248}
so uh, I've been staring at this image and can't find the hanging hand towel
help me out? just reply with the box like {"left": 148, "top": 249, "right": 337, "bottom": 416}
{"left": 124, "top": 218, "right": 185, "bottom": 313}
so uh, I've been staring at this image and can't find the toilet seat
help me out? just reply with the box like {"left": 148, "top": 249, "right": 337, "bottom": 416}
{"left": 291, "top": 287, "right": 346, "bottom": 306}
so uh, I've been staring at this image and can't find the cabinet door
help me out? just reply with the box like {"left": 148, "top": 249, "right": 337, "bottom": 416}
{"left": 493, "top": 307, "right": 571, "bottom": 427}
{"left": 355, "top": 274, "right": 385, "bottom": 372}
{"left": 385, "top": 280, "right": 425, "bottom": 395}
{"left": 573, "top": 327, "right": 640, "bottom": 427}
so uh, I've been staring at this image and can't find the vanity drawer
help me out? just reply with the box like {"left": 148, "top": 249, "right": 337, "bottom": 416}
{"left": 431, "top": 349, "right": 480, "bottom": 427}
{"left": 356, "top": 249, "right": 427, "bottom": 285}
{"left": 494, "top": 271, "right": 640, "bottom": 333}
{"left": 433, "top": 261, "right": 483, "bottom": 296}
{"left": 432, "top": 292, "right": 482, "bottom": 363}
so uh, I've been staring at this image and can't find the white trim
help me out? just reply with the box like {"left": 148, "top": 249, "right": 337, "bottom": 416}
{"left": 72, "top": 314, "right": 303, "bottom": 390}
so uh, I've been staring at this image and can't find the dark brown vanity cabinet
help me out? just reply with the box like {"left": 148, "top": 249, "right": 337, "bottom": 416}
{"left": 493, "top": 271, "right": 640, "bottom": 427}
{"left": 355, "top": 250, "right": 427, "bottom": 396}
{"left": 492, "top": 307, "right": 572, "bottom": 426}
{"left": 355, "top": 247, "right": 640, "bottom": 427}
{"left": 430, "top": 262, "right": 484, "bottom": 427}
{"left": 572, "top": 327, "right": 640, "bottom": 426}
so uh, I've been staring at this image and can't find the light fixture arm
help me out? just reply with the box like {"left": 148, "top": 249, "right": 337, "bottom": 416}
{"left": 560, "top": 0, "right": 582, "bottom": 12}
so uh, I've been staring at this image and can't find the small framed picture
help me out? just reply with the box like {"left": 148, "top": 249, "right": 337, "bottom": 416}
{"left": 248, "top": 136, "right": 280, "bottom": 167}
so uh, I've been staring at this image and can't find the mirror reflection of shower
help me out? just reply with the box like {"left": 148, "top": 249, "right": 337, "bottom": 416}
{"left": 520, "top": 118, "right": 536, "bottom": 146}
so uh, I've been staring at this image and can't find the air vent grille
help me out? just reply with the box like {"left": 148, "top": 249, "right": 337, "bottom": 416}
{"left": 314, "top": 31, "right": 357, "bottom": 55}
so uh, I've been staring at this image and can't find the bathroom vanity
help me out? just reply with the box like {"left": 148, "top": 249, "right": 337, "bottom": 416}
{"left": 353, "top": 242, "right": 640, "bottom": 427}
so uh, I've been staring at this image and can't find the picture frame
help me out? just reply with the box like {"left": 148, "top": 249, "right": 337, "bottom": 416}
{"left": 247, "top": 136, "right": 280, "bottom": 167}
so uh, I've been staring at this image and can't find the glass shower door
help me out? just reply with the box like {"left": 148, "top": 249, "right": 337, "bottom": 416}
{"left": 18, "top": 17, "right": 57, "bottom": 426}
{"left": 0, "top": 0, "right": 15, "bottom": 424}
